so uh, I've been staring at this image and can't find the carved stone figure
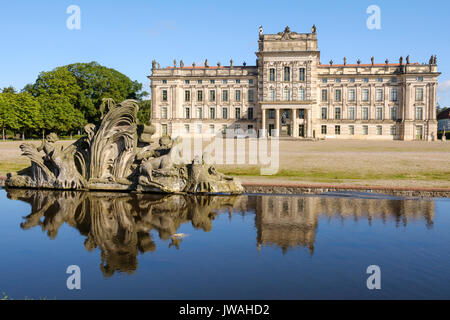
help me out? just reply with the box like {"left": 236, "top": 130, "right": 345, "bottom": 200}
{"left": 152, "top": 60, "right": 156, "bottom": 69}
{"left": 205, "top": 59, "right": 209, "bottom": 67}
{"left": 311, "top": 25, "right": 316, "bottom": 34}
{"left": 406, "top": 55, "right": 410, "bottom": 64}
{"left": 371, "top": 57, "right": 374, "bottom": 66}
{"left": 6, "top": 98, "right": 243, "bottom": 194}
{"left": 180, "top": 60, "right": 184, "bottom": 67}
{"left": 343, "top": 57, "right": 347, "bottom": 65}
{"left": 230, "top": 59, "right": 233, "bottom": 67}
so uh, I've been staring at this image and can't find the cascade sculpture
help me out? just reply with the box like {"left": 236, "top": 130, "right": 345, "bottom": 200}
{"left": 6, "top": 99, "right": 243, "bottom": 194}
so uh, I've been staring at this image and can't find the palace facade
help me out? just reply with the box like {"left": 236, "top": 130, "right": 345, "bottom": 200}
{"left": 149, "top": 26, "right": 440, "bottom": 140}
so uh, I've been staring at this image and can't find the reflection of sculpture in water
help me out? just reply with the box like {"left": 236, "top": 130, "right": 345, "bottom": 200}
{"left": 8, "top": 189, "right": 243, "bottom": 277}
{"left": 6, "top": 99, "right": 243, "bottom": 194}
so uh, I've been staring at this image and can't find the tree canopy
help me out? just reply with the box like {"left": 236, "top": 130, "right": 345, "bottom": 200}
{"left": 1, "top": 62, "right": 148, "bottom": 140}
{"left": 26, "top": 62, "right": 147, "bottom": 124}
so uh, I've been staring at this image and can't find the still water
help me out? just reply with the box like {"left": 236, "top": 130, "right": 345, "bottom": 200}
{"left": 0, "top": 188, "right": 449, "bottom": 300}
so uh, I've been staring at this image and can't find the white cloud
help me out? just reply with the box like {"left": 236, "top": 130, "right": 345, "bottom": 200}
{"left": 438, "top": 80, "right": 450, "bottom": 93}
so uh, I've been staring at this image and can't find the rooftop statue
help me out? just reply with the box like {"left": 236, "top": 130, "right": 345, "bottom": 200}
{"left": 6, "top": 99, "right": 243, "bottom": 194}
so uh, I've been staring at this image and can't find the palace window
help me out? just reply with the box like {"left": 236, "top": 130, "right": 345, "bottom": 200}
{"left": 236, "top": 79, "right": 240, "bottom": 84}
{"left": 249, "top": 79, "right": 254, "bottom": 85}
{"left": 363, "top": 125, "right": 368, "bottom": 135}
{"left": 161, "top": 124, "right": 168, "bottom": 135}
{"left": 418, "top": 76, "right": 424, "bottom": 82}
{"left": 210, "top": 80, "right": 215, "bottom": 84}
{"left": 377, "top": 78, "right": 383, "bottom": 83}
{"left": 390, "top": 125, "right": 397, "bottom": 136}
{"left": 392, "top": 78, "right": 397, "bottom": 83}
{"left": 196, "top": 124, "right": 202, "bottom": 134}
{"left": 184, "top": 124, "right": 190, "bottom": 134}
{"left": 209, "top": 90, "right": 216, "bottom": 102}
{"left": 284, "top": 67, "right": 290, "bottom": 81}
{"left": 321, "top": 89, "right": 328, "bottom": 102}
{"left": 222, "top": 125, "right": 227, "bottom": 134}
{"left": 391, "top": 88, "right": 398, "bottom": 101}
{"left": 269, "top": 109, "right": 275, "bottom": 119}
{"left": 269, "top": 88, "right": 275, "bottom": 101}
{"left": 377, "top": 125, "right": 382, "bottom": 135}
{"left": 335, "top": 89, "right": 342, "bottom": 102}
{"left": 348, "top": 89, "right": 355, "bottom": 101}
{"left": 185, "top": 107, "right": 190, "bottom": 119}
{"left": 321, "top": 125, "right": 327, "bottom": 134}
{"left": 248, "top": 90, "right": 254, "bottom": 102}
{"left": 322, "top": 78, "right": 327, "bottom": 83}
{"left": 376, "top": 107, "right": 383, "bottom": 120}
{"left": 185, "top": 90, "right": 190, "bottom": 102}
{"left": 223, "top": 79, "right": 228, "bottom": 84}
{"left": 197, "top": 90, "right": 203, "bottom": 101}
{"left": 298, "top": 109, "right": 305, "bottom": 119}
{"left": 235, "top": 90, "right": 241, "bottom": 102}
{"left": 235, "top": 107, "right": 241, "bottom": 119}
{"left": 162, "top": 90, "right": 168, "bottom": 101}
{"left": 362, "top": 89, "right": 369, "bottom": 102}
{"left": 269, "top": 68, "right": 276, "bottom": 82}
{"left": 161, "top": 107, "right": 167, "bottom": 119}
{"left": 209, "top": 125, "right": 215, "bottom": 134}
{"left": 248, "top": 107, "right": 254, "bottom": 120}
{"left": 162, "top": 80, "right": 167, "bottom": 84}
{"left": 416, "top": 88, "right": 424, "bottom": 101}
{"left": 299, "top": 87, "right": 305, "bottom": 101}
{"left": 222, "top": 90, "right": 228, "bottom": 102}
{"left": 363, "top": 78, "right": 369, "bottom": 83}
{"left": 416, "top": 107, "right": 423, "bottom": 120}
{"left": 222, "top": 107, "right": 228, "bottom": 119}
{"left": 335, "top": 107, "right": 341, "bottom": 120}
{"left": 197, "top": 107, "right": 203, "bottom": 119}
{"left": 350, "top": 78, "right": 355, "bottom": 83}
{"left": 362, "top": 107, "right": 369, "bottom": 120}
{"left": 321, "top": 107, "right": 327, "bottom": 120}
{"left": 349, "top": 125, "right": 355, "bottom": 135}
{"left": 198, "top": 80, "right": 202, "bottom": 84}
{"left": 185, "top": 80, "right": 190, "bottom": 84}
{"left": 283, "top": 88, "right": 291, "bottom": 101}
{"left": 348, "top": 107, "right": 355, "bottom": 120}
{"left": 376, "top": 88, "right": 383, "bottom": 101}
{"left": 210, "top": 107, "right": 215, "bottom": 119}
{"left": 390, "top": 107, "right": 397, "bottom": 121}
{"left": 299, "top": 68, "right": 306, "bottom": 81}
{"left": 335, "top": 125, "right": 341, "bottom": 135}
{"left": 336, "top": 78, "right": 341, "bottom": 83}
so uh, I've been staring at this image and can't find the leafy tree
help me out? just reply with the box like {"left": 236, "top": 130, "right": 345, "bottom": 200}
{"left": 26, "top": 62, "right": 147, "bottom": 124}
{"left": 2, "top": 86, "right": 16, "bottom": 94}
{"left": 38, "top": 94, "right": 86, "bottom": 136}
{"left": 137, "top": 100, "right": 151, "bottom": 124}
{"left": 10, "top": 92, "right": 43, "bottom": 140}
{"left": 0, "top": 93, "right": 18, "bottom": 140}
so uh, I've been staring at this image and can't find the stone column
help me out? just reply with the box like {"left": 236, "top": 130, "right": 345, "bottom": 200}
{"left": 292, "top": 108, "right": 297, "bottom": 137}
{"left": 275, "top": 108, "right": 280, "bottom": 137}
{"left": 260, "top": 108, "right": 267, "bottom": 137}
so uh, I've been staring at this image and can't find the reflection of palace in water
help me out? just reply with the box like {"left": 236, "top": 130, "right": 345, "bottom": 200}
{"left": 255, "top": 195, "right": 435, "bottom": 254}
{"left": 7, "top": 190, "right": 435, "bottom": 276}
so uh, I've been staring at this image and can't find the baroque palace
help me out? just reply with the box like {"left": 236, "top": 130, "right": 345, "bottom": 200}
{"left": 149, "top": 26, "right": 440, "bottom": 140}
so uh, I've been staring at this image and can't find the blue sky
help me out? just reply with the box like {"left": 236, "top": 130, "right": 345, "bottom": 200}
{"left": 1, "top": 0, "right": 450, "bottom": 106}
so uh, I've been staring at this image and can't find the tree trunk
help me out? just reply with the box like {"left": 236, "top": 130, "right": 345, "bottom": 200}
{"left": 2, "top": 127, "right": 4, "bottom": 141}
{"left": 22, "top": 130, "right": 25, "bottom": 141}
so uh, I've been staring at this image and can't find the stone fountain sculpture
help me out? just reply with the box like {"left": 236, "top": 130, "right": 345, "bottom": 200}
{"left": 6, "top": 99, "right": 243, "bottom": 194}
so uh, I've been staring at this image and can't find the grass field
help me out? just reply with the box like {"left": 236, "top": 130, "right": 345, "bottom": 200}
{"left": 1, "top": 139, "right": 449, "bottom": 188}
